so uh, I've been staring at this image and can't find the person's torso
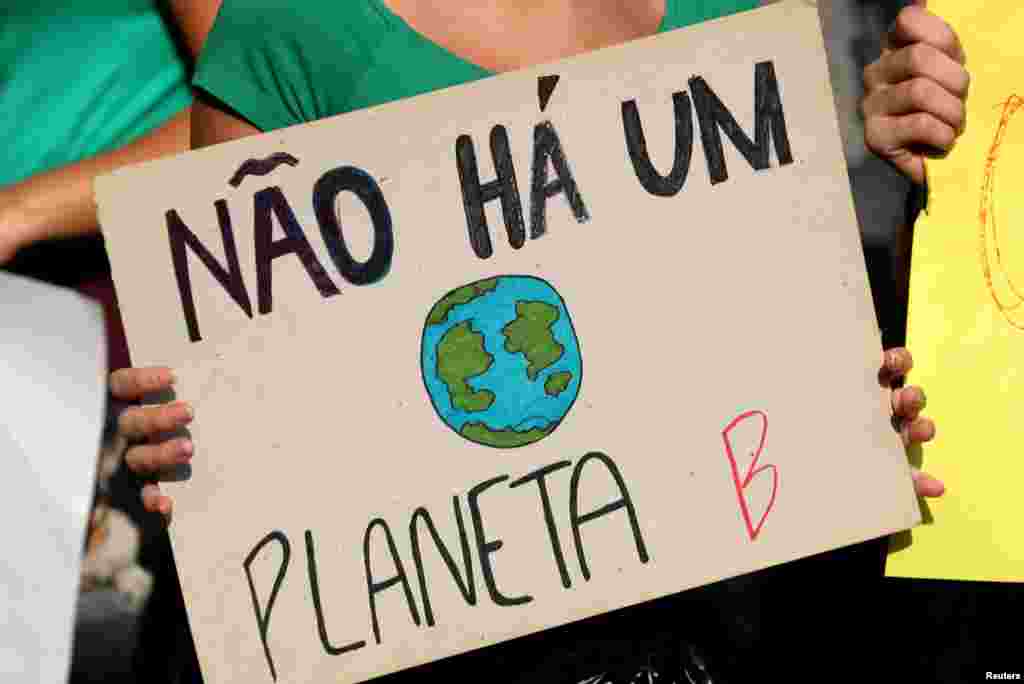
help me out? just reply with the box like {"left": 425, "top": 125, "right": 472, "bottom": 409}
{"left": 224, "top": 0, "right": 759, "bottom": 127}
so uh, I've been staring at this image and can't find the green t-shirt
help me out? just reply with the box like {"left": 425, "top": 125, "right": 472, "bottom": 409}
{"left": 195, "top": 0, "right": 759, "bottom": 133}
{"left": 0, "top": 1, "right": 192, "bottom": 187}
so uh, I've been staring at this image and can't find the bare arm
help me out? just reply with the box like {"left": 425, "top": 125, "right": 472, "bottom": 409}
{"left": 0, "top": 109, "right": 191, "bottom": 261}
{"left": 0, "top": 1, "right": 223, "bottom": 263}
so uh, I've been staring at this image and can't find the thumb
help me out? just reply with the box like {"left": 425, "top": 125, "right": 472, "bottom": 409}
{"left": 884, "top": 1, "right": 928, "bottom": 51}
{"left": 889, "top": 151, "right": 927, "bottom": 187}
{"left": 911, "top": 467, "right": 945, "bottom": 498}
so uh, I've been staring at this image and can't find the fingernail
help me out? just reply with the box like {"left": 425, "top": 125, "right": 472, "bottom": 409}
{"left": 179, "top": 439, "right": 193, "bottom": 460}
{"left": 912, "top": 467, "right": 944, "bottom": 489}
{"left": 168, "top": 370, "right": 178, "bottom": 386}
{"left": 892, "top": 386, "right": 904, "bottom": 408}
{"left": 177, "top": 402, "right": 194, "bottom": 420}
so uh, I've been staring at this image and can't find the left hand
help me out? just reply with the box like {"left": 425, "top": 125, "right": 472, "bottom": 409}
{"left": 862, "top": 0, "right": 969, "bottom": 184}
{"left": 109, "top": 366, "right": 194, "bottom": 523}
{"left": 881, "top": 347, "right": 943, "bottom": 498}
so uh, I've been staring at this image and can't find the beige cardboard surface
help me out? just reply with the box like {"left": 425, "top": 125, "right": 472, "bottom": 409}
{"left": 96, "top": 4, "right": 919, "bottom": 683}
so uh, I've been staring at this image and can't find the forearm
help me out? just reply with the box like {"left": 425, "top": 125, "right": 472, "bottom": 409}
{"left": 2, "top": 107, "right": 191, "bottom": 246}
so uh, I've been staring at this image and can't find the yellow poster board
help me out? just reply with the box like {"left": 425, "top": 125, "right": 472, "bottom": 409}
{"left": 887, "top": 2, "right": 1024, "bottom": 582}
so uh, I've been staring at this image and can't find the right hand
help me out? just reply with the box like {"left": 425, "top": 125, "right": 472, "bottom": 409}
{"left": 109, "top": 367, "right": 194, "bottom": 522}
{"left": 861, "top": 1, "right": 969, "bottom": 184}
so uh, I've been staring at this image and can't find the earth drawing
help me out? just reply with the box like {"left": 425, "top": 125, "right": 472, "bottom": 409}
{"left": 421, "top": 275, "right": 582, "bottom": 448}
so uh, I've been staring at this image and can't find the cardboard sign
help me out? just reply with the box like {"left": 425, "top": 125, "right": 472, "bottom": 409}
{"left": 886, "top": 0, "right": 1024, "bottom": 582}
{"left": 96, "top": 4, "right": 920, "bottom": 682}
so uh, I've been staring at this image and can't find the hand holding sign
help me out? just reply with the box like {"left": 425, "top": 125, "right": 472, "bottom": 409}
{"left": 862, "top": 1, "right": 970, "bottom": 184}
{"left": 881, "top": 348, "right": 942, "bottom": 497}
{"left": 109, "top": 366, "right": 193, "bottom": 522}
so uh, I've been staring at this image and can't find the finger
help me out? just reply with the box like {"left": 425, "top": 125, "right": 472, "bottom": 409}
{"left": 110, "top": 367, "right": 176, "bottom": 401}
{"left": 141, "top": 483, "right": 174, "bottom": 523}
{"left": 892, "top": 385, "right": 927, "bottom": 420}
{"left": 865, "top": 44, "right": 969, "bottom": 96}
{"left": 891, "top": 152, "right": 927, "bottom": 186}
{"left": 861, "top": 77, "right": 966, "bottom": 133}
{"left": 118, "top": 402, "right": 193, "bottom": 442}
{"left": 911, "top": 467, "right": 945, "bottom": 498}
{"left": 880, "top": 347, "right": 914, "bottom": 385}
{"left": 866, "top": 112, "right": 957, "bottom": 159}
{"left": 889, "top": 5, "right": 965, "bottom": 65}
{"left": 125, "top": 437, "right": 193, "bottom": 474}
{"left": 901, "top": 416, "right": 936, "bottom": 446}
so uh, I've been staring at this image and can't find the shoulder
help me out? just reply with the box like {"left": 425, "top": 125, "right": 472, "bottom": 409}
{"left": 663, "top": 0, "right": 761, "bottom": 30}
{"left": 194, "top": 1, "right": 388, "bottom": 131}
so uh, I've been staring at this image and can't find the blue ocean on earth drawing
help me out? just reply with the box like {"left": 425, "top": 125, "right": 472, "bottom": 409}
{"left": 420, "top": 275, "right": 582, "bottom": 448}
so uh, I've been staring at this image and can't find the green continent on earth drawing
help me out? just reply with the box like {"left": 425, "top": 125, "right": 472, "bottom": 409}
{"left": 502, "top": 301, "right": 564, "bottom": 381}
{"left": 421, "top": 276, "right": 582, "bottom": 449}
{"left": 436, "top": 322, "right": 495, "bottom": 412}
{"left": 460, "top": 422, "right": 555, "bottom": 448}
{"left": 545, "top": 371, "right": 573, "bottom": 397}
{"left": 426, "top": 278, "right": 499, "bottom": 326}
